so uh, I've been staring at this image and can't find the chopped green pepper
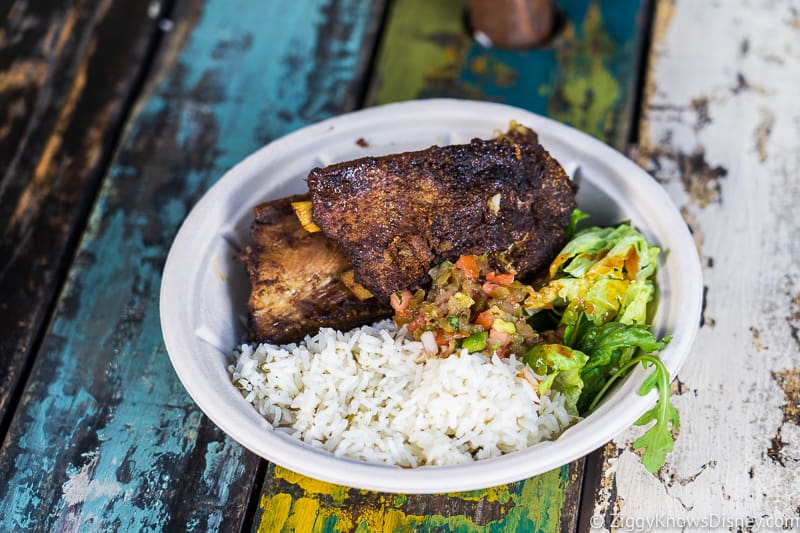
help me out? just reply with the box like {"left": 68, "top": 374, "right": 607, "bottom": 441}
{"left": 447, "top": 316, "right": 460, "bottom": 331}
{"left": 461, "top": 331, "right": 488, "bottom": 353}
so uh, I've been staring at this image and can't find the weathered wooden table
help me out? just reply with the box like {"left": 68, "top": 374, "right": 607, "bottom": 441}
{"left": 1, "top": 0, "right": 798, "bottom": 530}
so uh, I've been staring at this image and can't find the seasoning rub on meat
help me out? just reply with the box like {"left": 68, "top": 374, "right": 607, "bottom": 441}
{"left": 242, "top": 195, "right": 390, "bottom": 343}
{"left": 306, "top": 124, "right": 577, "bottom": 301}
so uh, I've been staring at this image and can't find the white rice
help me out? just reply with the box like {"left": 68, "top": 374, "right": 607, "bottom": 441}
{"left": 229, "top": 320, "right": 575, "bottom": 467}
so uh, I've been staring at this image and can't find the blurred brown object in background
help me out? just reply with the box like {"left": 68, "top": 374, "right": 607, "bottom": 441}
{"left": 469, "top": 0, "right": 555, "bottom": 49}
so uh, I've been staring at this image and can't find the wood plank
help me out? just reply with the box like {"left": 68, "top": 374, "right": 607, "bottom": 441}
{"left": 253, "top": 1, "right": 649, "bottom": 531}
{"left": 0, "top": 0, "right": 162, "bottom": 428}
{"left": 0, "top": 0, "right": 385, "bottom": 530}
{"left": 368, "top": 0, "right": 647, "bottom": 146}
{"left": 255, "top": 463, "right": 583, "bottom": 532}
{"left": 585, "top": 0, "right": 800, "bottom": 530}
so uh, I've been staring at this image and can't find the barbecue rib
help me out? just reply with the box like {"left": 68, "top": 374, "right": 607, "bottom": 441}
{"left": 243, "top": 195, "right": 391, "bottom": 343}
{"left": 306, "top": 125, "right": 577, "bottom": 300}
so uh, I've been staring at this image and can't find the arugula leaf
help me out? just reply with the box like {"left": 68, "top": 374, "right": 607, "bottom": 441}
{"left": 632, "top": 356, "right": 680, "bottom": 473}
{"left": 586, "top": 353, "right": 679, "bottom": 473}
{"left": 566, "top": 319, "right": 671, "bottom": 413}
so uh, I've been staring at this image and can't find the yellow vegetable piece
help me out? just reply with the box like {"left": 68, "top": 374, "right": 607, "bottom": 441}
{"left": 492, "top": 319, "right": 516, "bottom": 334}
{"left": 291, "top": 201, "right": 322, "bottom": 233}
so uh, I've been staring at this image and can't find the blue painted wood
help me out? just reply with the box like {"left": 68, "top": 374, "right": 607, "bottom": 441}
{"left": 0, "top": 0, "right": 384, "bottom": 529}
{"left": 0, "top": 0, "right": 162, "bottom": 429}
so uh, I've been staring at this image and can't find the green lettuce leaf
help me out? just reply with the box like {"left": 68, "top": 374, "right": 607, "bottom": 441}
{"left": 550, "top": 368, "right": 584, "bottom": 417}
{"left": 520, "top": 220, "right": 677, "bottom": 474}
{"left": 523, "top": 343, "right": 588, "bottom": 416}
{"left": 618, "top": 279, "right": 654, "bottom": 325}
{"left": 566, "top": 208, "right": 589, "bottom": 238}
{"left": 526, "top": 223, "right": 661, "bottom": 327}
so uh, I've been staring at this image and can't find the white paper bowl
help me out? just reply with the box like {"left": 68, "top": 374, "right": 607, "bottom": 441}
{"left": 160, "top": 99, "right": 702, "bottom": 493}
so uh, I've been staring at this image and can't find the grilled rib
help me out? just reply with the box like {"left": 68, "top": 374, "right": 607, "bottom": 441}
{"left": 243, "top": 194, "right": 391, "bottom": 343}
{"left": 306, "top": 125, "right": 577, "bottom": 301}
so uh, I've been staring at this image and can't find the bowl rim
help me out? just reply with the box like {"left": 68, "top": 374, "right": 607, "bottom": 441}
{"left": 160, "top": 98, "right": 702, "bottom": 493}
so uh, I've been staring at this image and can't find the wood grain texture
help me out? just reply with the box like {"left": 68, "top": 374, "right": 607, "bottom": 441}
{"left": 254, "top": 462, "right": 582, "bottom": 532}
{"left": 253, "top": 1, "right": 647, "bottom": 532}
{"left": 368, "top": 0, "right": 647, "bottom": 146}
{"left": 0, "top": 0, "right": 385, "bottom": 530}
{"left": 0, "top": 0, "right": 162, "bottom": 429}
{"left": 586, "top": 0, "right": 800, "bottom": 530}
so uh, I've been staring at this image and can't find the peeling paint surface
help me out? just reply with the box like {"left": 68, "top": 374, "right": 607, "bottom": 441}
{"left": 591, "top": 0, "right": 800, "bottom": 528}
{"left": 0, "top": 0, "right": 385, "bottom": 530}
{"left": 0, "top": 0, "right": 163, "bottom": 434}
{"left": 61, "top": 453, "right": 121, "bottom": 507}
{"left": 0, "top": 0, "right": 650, "bottom": 529}
{"left": 256, "top": 464, "right": 574, "bottom": 532}
{"left": 13, "top": 0, "right": 795, "bottom": 529}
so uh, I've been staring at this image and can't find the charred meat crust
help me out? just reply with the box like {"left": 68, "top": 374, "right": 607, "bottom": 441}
{"left": 306, "top": 127, "right": 577, "bottom": 301}
{"left": 243, "top": 194, "right": 391, "bottom": 343}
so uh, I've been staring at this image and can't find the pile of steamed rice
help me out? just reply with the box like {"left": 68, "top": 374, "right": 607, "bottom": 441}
{"left": 229, "top": 321, "right": 574, "bottom": 467}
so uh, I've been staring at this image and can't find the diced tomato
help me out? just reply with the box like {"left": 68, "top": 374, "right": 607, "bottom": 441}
{"left": 494, "top": 345, "right": 510, "bottom": 358}
{"left": 454, "top": 255, "right": 480, "bottom": 279}
{"left": 405, "top": 315, "right": 426, "bottom": 332}
{"left": 440, "top": 338, "right": 456, "bottom": 357}
{"left": 486, "top": 271, "right": 514, "bottom": 286}
{"left": 475, "top": 307, "right": 499, "bottom": 330}
{"left": 390, "top": 289, "right": 413, "bottom": 315}
{"left": 482, "top": 281, "right": 500, "bottom": 295}
{"left": 487, "top": 329, "right": 511, "bottom": 358}
{"left": 489, "top": 328, "right": 511, "bottom": 346}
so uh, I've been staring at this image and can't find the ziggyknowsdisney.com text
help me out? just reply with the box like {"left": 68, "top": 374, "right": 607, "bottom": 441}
{"left": 589, "top": 512, "right": 800, "bottom": 531}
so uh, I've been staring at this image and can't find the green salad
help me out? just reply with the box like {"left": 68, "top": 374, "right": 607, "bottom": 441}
{"left": 392, "top": 211, "right": 677, "bottom": 472}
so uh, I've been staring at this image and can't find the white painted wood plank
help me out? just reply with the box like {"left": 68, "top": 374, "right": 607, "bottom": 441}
{"left": 590, "top": 1, "right": 800, "bottom": 529}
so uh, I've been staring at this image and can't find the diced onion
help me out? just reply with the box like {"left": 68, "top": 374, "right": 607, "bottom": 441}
{"left": 520, "top": 365, "right": 540, "bottom": 399}
{"left": 420, "top": 331, "right": 438, "bottom": 355}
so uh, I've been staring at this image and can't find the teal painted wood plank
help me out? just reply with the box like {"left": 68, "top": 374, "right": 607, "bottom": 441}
{"left": 0, "top": 0, "right": 162, "bottom": 429}
{"left": 0, "top": 0, "right": 384, "bottom": 530}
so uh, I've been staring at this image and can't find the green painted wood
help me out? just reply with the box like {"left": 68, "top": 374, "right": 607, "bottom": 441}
{"left": 254, "top": 463, "right": 583, "bottom": 532}
{"left": 0, "top": 0, "right": 385, "bottom": 530}
{"left": 369, "top": 0, "right": 645, "bottom": 148}
{"left": 0, "top": 0, "right": 161, "bottom": 430}
{"left": 252, "top": 1, "right": 648, "bottom": 531}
